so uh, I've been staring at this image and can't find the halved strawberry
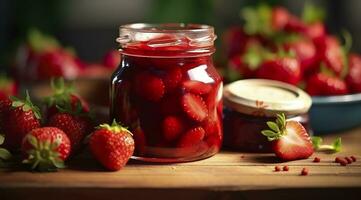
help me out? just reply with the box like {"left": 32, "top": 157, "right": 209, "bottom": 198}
{"left": 162, "top": 67, "right": 182, "bottom": 92}
{"left": 261, "top": 114, "right": 313, "bottom": 161}
{"left": 178, "top": 127, "right": 205, "bottom": 148}
{"left": 135, "top": 72, "right": 165, "bottom": 102}
{"left": 182, "top": 80, "right": 212, "bottom": 95}
{"left": 181, "top": 93, "right": 208, "bottom": 122}
{"left": 162, "top": 116, "right": 185, "bottom": 141}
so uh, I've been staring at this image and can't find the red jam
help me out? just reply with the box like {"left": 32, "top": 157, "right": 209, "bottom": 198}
{"left": 110, "top": 24, "right": 222, "bottom": 162}
{"left": 223, "top": 79, "right": 312, "bottom": 152}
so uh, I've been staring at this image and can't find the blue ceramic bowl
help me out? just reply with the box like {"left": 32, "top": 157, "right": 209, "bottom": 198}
{"left": 310, "top": 93, "right": 361, "bottom": 134}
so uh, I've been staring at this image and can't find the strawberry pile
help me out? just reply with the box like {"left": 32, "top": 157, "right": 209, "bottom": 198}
{"left": 0, "top": 78, "right": 134, "bottom": 171}
{"left": 223, "top": 4, "right": 361, "bottom": 96}
{"left": 12, "top": 30, "right": 120, "bottom": 81}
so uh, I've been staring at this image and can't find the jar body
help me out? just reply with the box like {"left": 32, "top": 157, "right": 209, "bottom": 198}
{"left": 110, "top": 55, "right": 223, "bottom": 162}
{"left": 223, "top": 107, "right": 310, "bottom": 152}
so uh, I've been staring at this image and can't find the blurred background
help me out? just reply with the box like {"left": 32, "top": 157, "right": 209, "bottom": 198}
{"left": 0, "top": 0, "right": 361, "bottom": 68}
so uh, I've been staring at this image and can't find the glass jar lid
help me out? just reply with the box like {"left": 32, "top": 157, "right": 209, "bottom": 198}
{"left": 223, "top": 79, "right": 312, "bottom": 117}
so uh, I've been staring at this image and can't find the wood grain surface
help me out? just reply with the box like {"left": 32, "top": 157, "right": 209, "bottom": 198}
{"left": 1, "top": 126, "right": 361, "bottom": 200}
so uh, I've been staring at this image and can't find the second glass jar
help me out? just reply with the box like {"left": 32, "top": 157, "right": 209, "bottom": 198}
{"left": 110, "top": 24, "right": 223, "bottom": 162}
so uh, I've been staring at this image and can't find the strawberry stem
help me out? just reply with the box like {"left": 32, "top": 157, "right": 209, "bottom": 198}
{"left": 10, "top": 90, "right": 41, "bottom": 119}
{"left": 261, "top": 113, "right": 287, "bottom": 141}
{"left": 311, "top": 136, "right": 341, "bottom": 153}
{"left": 98, "top": 120, "right": 132, "bottom": 136}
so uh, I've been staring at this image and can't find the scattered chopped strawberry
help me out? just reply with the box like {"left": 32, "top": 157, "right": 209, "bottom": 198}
{"left": 301, "top": 167, "right": 309, "bottom": 176}
{"left": 306, "top": 73, "right": 348, "bottom": 96}
{"left": 345, "top": 157, "right": 353, "bottom": 164}
{"left": 135, "top": 72, "right": 165, "bottom": 102}
{"left": 181, "top": 93, "right": 208, "bottom": 122}
{"left": 339, "top": 159, "right": 348, "bottom": 166}
{"left": 262, "top": 114, "right": 314, "bottom": 161}
{"left": 313, "top": 157, "right": 321, "bottom": 162}
{"left": 350, "top": 156, "right": 357, "bottom": 162}
{"left": 283, "top": 165, "right": 289, "bottom": 171}
{"left": 178, "top": 127, "right": 205, "bottom": 148}
{"left": 274, "top": 165, "right": 281, "bottom": 172}
{"left": 162, "top": 116, "right": 185, "bottom": 141}
{"left": 182, "top": 80, "right": 212, "bottom": 95}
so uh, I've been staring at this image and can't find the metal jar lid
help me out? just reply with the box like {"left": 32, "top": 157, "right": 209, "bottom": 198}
{"left": 223, "top": 79, "right": 312, "bottom": 117}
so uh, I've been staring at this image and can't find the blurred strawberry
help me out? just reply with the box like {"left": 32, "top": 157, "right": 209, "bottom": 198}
{"left": 79, "top": 64, "right": 112, "bottom": 78}
{"left": 346, "top": 54, "right": 361, "bottom": 93}
{"left": 303, "top": 22, "right": 326, "bottom": 41}
{"left": 271, "top": 7, "right": 290, "bottom": 31}
{"left": 256, "top": 56, "right": 301, "bottom": 85}
{"left": 36, "top": 49, "right": 83, "bottom": 80}
{"left": 306, "top": 73, "right": 348, "bottom": 96}
{"left": 222, "top": 27, "right": 250, "bottom": 58}
{"left": 103, "top": 50, "right": 120, "bottom": 70}
{"left": 0, "top": 76, "right": 18, "bottom": 100}
{"left": 283, "top": 37, "right": 318, "bottom": 72}
{"left": 314, "top": 36, "right": 344, "bottom": 76}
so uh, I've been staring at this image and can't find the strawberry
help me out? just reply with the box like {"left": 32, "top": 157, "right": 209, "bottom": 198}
{"left": 306, "top": 73, "right": 348, "bottom": 96}
{"left": 3, "top": 92, "right": 41, "bottom": 150}
{"left": 315, "top": 36, "right": 344, "bottom": 75}
{"left": 0, "top": 76, "right": 18, "bottom": 101}
{"left": 261, "top": 113, "right": 313, "bottom": 161}
{"left": 162, "top": 116, "right": 185, "bottom": 141}
{"left": 271, "top": 7, "right": 290, "bottom": 31}
{"left": 36, "top": 49, "right": 82, "bottom": 80}
{"left": 178, "top": 127, "right": 205, "bottom": 148}
{"left": 181, "top": 93, "right": 208, "bottom": 122}
{"left": 134, "top": 72, "right": 165, "bottom": 102}
{"left": 346, "top": 54, "right": 361, "bottom": 93}
{"left": 21, "top": 127, "right": 71, "bottom": 171}
{"left": 44, "top": 78, "right": 89, "bottom": 119}
{"left": 102, "top": 50, "right": 120, "bottom": 70}
{"left": 89, "top": 121, "right": 134, "bottom": 171}
{"left": 303, "top": 22, "right": 326, "bottom": 41}
{"left": 182, "top": 80, "right": 212, "bottom": 95}
{"left": 256, "top": 57, "right": 301, "bottom": 85}
{"left": 162, "top": 67, "right": 182, "bottom": 92}
{"left": 222, "top": 27, "right": 249, "bottom": 58}
{"left": 284, "top": 15, "right": 306, "bottom": 33}
{"left": 283, "top": 38, "right": 317, "bottom": 72}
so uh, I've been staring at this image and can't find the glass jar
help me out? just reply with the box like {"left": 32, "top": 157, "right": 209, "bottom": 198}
{"left": 110, "top": 24, "right": 222, "bottom": 162}
{"left": 223, "top": 79, "right": 312, "bottom": 152}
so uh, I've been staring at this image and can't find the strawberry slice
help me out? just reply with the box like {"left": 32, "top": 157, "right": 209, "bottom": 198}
{"left": 181, "top": 93, "right": 208, "bottom": 122}
{"left": 182, "top": 80, "right": 212, "bottom": 95}
{"left": 178, "top": 127, "right": 205, "bottom": 148}
{"left": 162, "top": 116, "right": 185, "bottom": 141}
{"left": 162, "top": 67, "right": 182, "bottom": 92}
{"left": 135, "top": 72, "right": 165, "bottom": 102}
{"left": 261, "top": 114, "right": 314, "bottom": 161}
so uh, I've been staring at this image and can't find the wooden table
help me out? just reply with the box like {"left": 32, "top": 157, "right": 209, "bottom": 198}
{"left": 1, "top": 127, "right": 361, "bottom": 200}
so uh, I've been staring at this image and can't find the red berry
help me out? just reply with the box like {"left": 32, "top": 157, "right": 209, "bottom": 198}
{"left": 346, "top": 54, "right": 361, "bottom": 93}
{"left": 162, "top": 116, "right": 185, "bottom": 141}
{"left": 274, "top": 165, "right": 281, "bottom": 172}
{"left": 350, "top": 156, "right": 357, "bottom": 162}
{"left": 313, "top": 157, "right": 321, "bottom": 163}
{"left": 306, "top": 73, "right": 348, "bottom": 96}
{"left": 135, "top": 72, "right": 165, "bottom": 102}
{"left": 283, "top": 165, "right": 289, "bottom": 171}
{"left": 301, "top": 168, "right": 308, "bottom": 176}
{"left": 271, "top": 7, "right": 290, "bottom": 31}
{"left": 162, "top": 67, "right": 182, "bottom": 92}
{"left": 182, "top": 80, "right": 212, "bottom": 95}
{"left": 315, "top": 36, "right": 344, "bottom": 75}
{"left": 48, "top": 112, "right": 92, "bottom": 153}
{"left": 21, "top": 127, "right": 71, "bottom": 171}
{"left": 181, "top": 93, "right": 208, "bottom": 122}
{"left": 339, "top": 159, "right": 348, "bottom": 166}
{"left": 103, "top": 50, "right": 120, "bottom": 70}
{"left": 256, "top": 57, "right": 301, "bottom": 85}
{"left": 345, "top": 157, "right": 353, "bottom": 164}
{"left": 178, "top": 127, "right": 205, "bottom": 148}
{"left": 283, "top": 38, "right": 317, "bottom": 72}
{"left": 89, "top": 121, "right": 134, "bottom": 171}
{"left": 335, "top": 157, "right": 342, "bottom": 163}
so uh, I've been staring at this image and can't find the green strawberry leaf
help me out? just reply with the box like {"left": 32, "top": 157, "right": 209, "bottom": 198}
{"left": 0, "top": 134, "right": 4, "bottom": 145}
{"left": 340, "top": 30, "right": 352, "bottom": 79}
{"left": 261, "top": 113, "right": 287, "bottom": 141}
{"left": 302, "top": 2, "right": 326, "bottom": 24}
{"left": 0, "top": 148, "right": 12, "bottom": 160}
{"left": 311, "top": 136, "right": 342, "bottom": 153}
{"left": 241, "top": 4, "right": 273, "bottom": 36}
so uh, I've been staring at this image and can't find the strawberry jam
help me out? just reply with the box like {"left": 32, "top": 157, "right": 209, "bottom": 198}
{"left": 110, "top": 24, "right": 222, "bottom": 162}
{"left": 223, "top": 79, "right": 311, "bottom": 152}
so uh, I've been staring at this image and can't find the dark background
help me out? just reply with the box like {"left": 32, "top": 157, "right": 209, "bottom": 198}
{"left": 0, "top": 0, "right": 360, "bottom": 69}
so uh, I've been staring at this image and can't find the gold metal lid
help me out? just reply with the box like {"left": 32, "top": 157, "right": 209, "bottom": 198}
{"left": 223, "top": 79, "right": 312, "bottom": 117}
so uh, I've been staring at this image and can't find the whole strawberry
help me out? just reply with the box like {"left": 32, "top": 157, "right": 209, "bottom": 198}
{"left": 47, "top": 103, "right": 92, "bottom": 154}
{"left": 315, "top": 36, "right": 344, "bottom": 75}
{"left": 21, "top": 127, "right": 71, "bottom": 171}
{"left": 3, "top": 92, "right": 41, "bottom": 150}
{"left": 0, "top": 75, "right": 18, "bottom": 101}
{"left": 262, "top": 113, "right": 314, "bottom": 161}
{"left": 346, "top": 54, "right": 361, "bottom": 93}
{"left": 89, "top": 120, "right": 134, "bottom": 171}
{"left": 44, "top": 78, "right": 89, "bottom": 119}
{"left": 306, "top": 73, "right": 348, "bottom": 96}
{"left": 256, "top": 57, "right": 301, "bottom": 85}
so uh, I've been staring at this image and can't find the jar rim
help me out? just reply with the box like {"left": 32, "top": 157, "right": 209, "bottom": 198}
{"left": 119, "top": 23, "right": 214, "bottom": 34}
